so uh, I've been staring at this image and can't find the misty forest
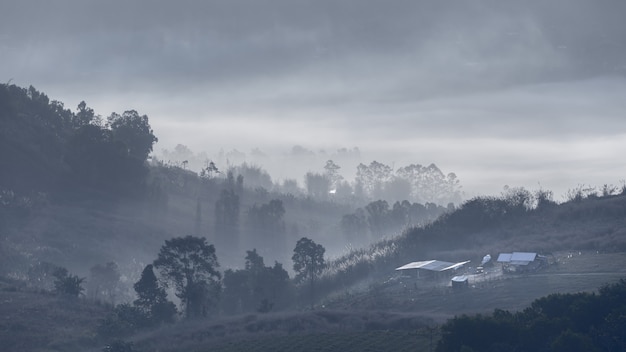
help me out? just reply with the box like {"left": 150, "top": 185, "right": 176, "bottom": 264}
{"left": 2, "top": 1, "right": 626, "bottom": 352}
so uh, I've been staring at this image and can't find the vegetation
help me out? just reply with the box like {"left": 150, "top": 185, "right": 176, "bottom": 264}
{"left": 292, "top": 237, "right": 326, "bottom": 307}
{"left": 2, "top": 83, "right": 626, "bottom": 351}
{"left": 437, "top": 280, "right": 626, "bottom": 352}
{"left": 154, "top": 236, "right": 221, "bottom": 319}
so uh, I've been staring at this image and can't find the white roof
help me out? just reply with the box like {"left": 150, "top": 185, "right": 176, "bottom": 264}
{"left": 497, "top": 253, "right": 513, "bottom": 262}
{"left": 395, "top": 260, "right": 470, "bottom": 272}
{"left": 451, "top": 275, "right": 468, "bottom": 282}
{"left": 497, "top": 252, "right": 537, "bottom": 265}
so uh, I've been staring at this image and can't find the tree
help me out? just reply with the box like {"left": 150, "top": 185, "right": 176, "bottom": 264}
{"left": 247, "top": 199, "right": 286, "bottom": 255}
{"left": 356, "top": 161, "right": 393, "bottom": 199}
{"left": 305, "top": 172, "right": 331, "bottom": 199}
{"left": 53, "top": 267, "right": 85, "bottom": 297}
{"left": 324, "top": 159, "right": 343, "bottom": 189}
{"left": 74, "top": 100, "right": 99, "bottom": 128}
{"left": 215, "top": 188, "right": 240, "bottom": 253}
{"left": 65, "top": 124, "right": 148, "bottom": 193}
{"left": 153, "top": 236, "right": 221, "bottom": 319}
{"left": 133, "top": 264, "right": 177, "bottom": 324}
{"left": 221, "top": 249, "right": 292, "bottom": 315}
{"left": 292, "top": 237, "right": 325, "bottom": 308}
{"left": 108, "top": 110, "right": 157, "bottom": 161}
{"left": 365, "top": 200, "right": 391, "bottom": 239}
{"left": 341, "top": 208, "right": 369, "bottom": 242}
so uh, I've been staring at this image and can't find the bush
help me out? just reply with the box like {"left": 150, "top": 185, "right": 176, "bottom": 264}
{"left": 97, "top": 303, "right": 150, "bottom": 339}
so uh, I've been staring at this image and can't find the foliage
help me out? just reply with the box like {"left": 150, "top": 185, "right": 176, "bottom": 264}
{"left": 228, "top": 163, "right": 272, "bottom": 190}
{"left": 292, "top": 237, "right": 325, "bottom": 307}
{"left": 246, "top": 199, "right": 287, "bottom": 254}
{"left": 436, "top": 280, "right": 626, "bottom": 352}
{"left": 305, "top": 172, "right": 331, "bottom": 200}
{"left": 107, "top": 110, "right": 158, "bottom": 161}
{"left": 53, "top": 267, "right": 85, "bottom": 297}
{"left": 134, "top": 264, "right": 177, "bottom": 325}
{"left": 97, "top": 303, "right": 150, "bottom": 339}
{"left": 341, "top": 200, "right": 448, "bottom": 241}
{"left": 153, "top": 236, "right": 221, "bottom": 319}
{"left": 221, "top": 249, "right": 292, "bottom": 315}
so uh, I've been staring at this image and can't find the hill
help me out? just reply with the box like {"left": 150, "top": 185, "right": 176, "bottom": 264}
{"left": 2, "top": 83, "right": 626, "bottom": 351}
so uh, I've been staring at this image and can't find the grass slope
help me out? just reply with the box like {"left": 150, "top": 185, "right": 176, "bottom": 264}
{"left": 0, "top": 278, "right": 109, "bottom": 352}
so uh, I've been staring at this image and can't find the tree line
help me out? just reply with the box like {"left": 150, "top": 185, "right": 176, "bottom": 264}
{"left": 36, "top": 234, "right": 328, "bottom": 344}
{"left": 437, "top": 280, "right": 626, "bottom": 352}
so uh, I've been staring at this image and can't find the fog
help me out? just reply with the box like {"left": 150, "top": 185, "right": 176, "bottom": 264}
{"left": 2, "top": 0, "right": 626, "bottom": 199}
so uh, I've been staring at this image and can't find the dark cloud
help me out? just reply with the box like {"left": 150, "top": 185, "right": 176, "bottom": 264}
{"left": 2, "top": 0, "right": 626, "bottom": 197}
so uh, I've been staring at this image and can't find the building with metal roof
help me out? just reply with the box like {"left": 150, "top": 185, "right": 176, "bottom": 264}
{"left": 395, "top": 260, "right": 470, "bottom": 279}
{"left": 497, "top": 252, "right": 537, "bottom": 266}
{"left": 497, "top": 252, "right": 545, "bottom": 273}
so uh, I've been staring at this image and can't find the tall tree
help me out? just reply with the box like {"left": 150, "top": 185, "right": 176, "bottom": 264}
{"left": 215, "top": 188, "right": 240, "bottom": 253}
{"left": 323, "top": 159, "right": 343, "bottom": 189}
{"left": 292, "top": 237, "right": 325, "bottom": 308}
{"left": 153, "top": 236, "right": 221, "bottom": 319}
{"left": 134, "top": 264, "right": 177, "bottom": 324}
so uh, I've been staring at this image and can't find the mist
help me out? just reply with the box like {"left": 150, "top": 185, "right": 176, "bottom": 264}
{"left": 2, "top": 0, "right": 626, "bottom": 200}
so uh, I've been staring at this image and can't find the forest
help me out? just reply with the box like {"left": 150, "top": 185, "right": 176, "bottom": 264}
{"left": 2, "top": 84, "right": 626, "bottom": 351}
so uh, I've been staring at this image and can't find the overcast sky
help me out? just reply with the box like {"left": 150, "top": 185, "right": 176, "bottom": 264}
{"left": 2, "top": 0, "right": 626, "bottom": 199}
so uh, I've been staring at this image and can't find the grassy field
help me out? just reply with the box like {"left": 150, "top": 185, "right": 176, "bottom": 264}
{"left": 0, "top": 278, "right": 109, "bottom": 352}
{"left": 191, "top": 330, "right": 435, "bottom": 352}
{"left": 1, "top": 252, "right": 625, "bottom": 352}
{"left": 323, "top": 251, "right": 626, "bottom": 319}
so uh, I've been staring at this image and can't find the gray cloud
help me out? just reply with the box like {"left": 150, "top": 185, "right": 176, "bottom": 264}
{"left": 2, "top": 0, "right": 626, "bottom": 198}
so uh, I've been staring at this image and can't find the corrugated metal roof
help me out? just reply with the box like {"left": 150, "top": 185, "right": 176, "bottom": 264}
{"left": 395, "top": 260, "right": 469, "bottom": 272}
{"left": 497, "top": 252, "right": 537, "bottom": 264}
{"left": 511, "top": 252, "right": 536, "bottom": 262}
{"left": 497, "top": 253, "right": 513, "bottom": 262}
{"left": 451, "top": 275, "right": 468, "bottom": 282}
{"left": 395, "top": 260, "right": 436, "bottom": 270}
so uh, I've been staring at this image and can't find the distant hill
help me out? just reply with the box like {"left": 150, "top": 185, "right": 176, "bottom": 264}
{"left": 317, "top": 189, "right": 626, "bottom": 297}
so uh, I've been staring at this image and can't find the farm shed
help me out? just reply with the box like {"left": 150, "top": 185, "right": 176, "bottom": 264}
{"left": 497, "top": 252, "right": 544, "bottom": 272}
{"left": 451, "top": 275, "right": 469, "bottom": 290}
{"left": 395, "top": 260, "right": 470, "bottom": 279}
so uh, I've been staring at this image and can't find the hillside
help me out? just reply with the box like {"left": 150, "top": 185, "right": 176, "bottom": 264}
{"left": 2, "top": 83, "right": 626, "bottom": 351}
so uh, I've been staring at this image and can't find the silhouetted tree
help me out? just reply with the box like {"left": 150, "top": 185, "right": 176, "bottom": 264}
{"left": 53, "top": 267, "right": 85, "bottom": 297}
{"left": 133, "top": 264, "right": 176, "bottom": 325}
{"left": 221, "top": 249, "right": 291, "bottom": 315}
{"left": 74, "top": 100, "right": 99, "bottom": 128}
{"left": 107, "top": 110, "right": 157, "bottom": 161}
{"left": 292, "top": 237, "right": 325, "bottom": 308}
{"left": 153, "top": 236, "right": 221, "bottom": 319}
